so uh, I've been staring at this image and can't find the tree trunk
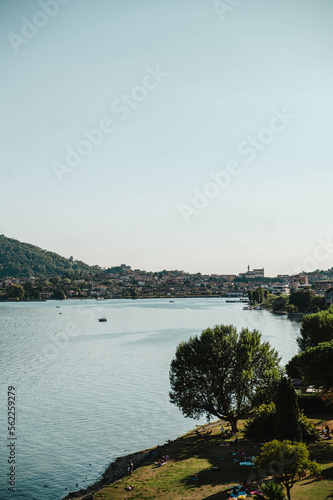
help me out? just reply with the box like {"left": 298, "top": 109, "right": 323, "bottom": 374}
{"left": 286, "top": 484, "right": 291, "bottom": 500}
{"left": 228, "top": 416, "right": 238, "bottom": 433}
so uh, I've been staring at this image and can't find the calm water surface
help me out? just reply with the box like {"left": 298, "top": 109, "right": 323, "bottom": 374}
{"left": 0, "top": 298, "right": 300, "bottom": 499}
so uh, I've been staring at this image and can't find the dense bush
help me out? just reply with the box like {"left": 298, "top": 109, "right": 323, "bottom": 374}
{"left": 253, "top": 483, "right": 287, "bottom": 500}
{"left": 297, "top": 394, "right": 333, "bottom": 414}
{"left": 243, "top": 403, "right": 275, "bottom": 442}
{"left": 244, "top": 403, "right": 318, "bottom": 444}
{"left": 298, "top": 411, "right": 320, "bottom": 443}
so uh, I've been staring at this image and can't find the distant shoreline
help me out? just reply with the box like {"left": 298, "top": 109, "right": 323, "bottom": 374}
{"left": 0, "top": 295, "right": 244, "bottom": 303}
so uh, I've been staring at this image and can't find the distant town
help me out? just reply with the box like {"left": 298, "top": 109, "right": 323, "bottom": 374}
{"left": 1, "top": 265, "right": 333, "bottom": 308}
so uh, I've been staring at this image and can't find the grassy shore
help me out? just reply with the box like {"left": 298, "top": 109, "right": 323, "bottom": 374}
{"left": 65, "top": 416, "right": 333, "bottom": 500}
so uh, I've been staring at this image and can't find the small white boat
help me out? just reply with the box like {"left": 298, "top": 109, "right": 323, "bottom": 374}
{"left": 98, "top": 317, "right": 107, "bottom": 322}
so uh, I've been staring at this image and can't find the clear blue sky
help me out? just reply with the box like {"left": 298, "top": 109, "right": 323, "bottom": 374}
{"left": 1, "top": 0, "right": 333, "bottom": 276}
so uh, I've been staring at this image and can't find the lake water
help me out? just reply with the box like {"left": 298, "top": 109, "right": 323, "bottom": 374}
{"left": 0, "top": 298, "right": 300, "bottom": 500}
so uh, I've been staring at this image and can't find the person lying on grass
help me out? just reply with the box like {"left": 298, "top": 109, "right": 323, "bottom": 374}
{"left": 154, "top": 455, "right": 168, "bottom": 467}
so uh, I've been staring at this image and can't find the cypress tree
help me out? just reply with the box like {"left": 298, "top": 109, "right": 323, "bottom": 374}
{"left": 275, "top": 377, "right": 302, "bottom": 442}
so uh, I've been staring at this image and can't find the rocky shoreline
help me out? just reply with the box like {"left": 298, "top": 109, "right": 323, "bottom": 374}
{"left": 62, "top": 421, "right": 220, "bottom": 500}
{"left": 62, "top": 447, "right": 160, "bottom": 500}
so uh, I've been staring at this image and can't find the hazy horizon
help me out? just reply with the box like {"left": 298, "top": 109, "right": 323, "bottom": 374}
{"left": 1, "top": 0, "right": 333, "bottom": 276}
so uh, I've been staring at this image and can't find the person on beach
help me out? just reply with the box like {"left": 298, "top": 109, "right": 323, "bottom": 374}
{"left": 127, "top": 461, "right": 134, "bottom": 475}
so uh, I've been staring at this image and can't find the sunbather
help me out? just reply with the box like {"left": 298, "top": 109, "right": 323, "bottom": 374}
{"left": 154, "top": 456, "right": 167, "bottom": 466}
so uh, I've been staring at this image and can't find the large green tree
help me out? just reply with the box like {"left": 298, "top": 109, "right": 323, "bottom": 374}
{"left": 289, "top": 289, "right": 314, "bottom": 313}
{"left": 169, "top": 324, "right": 281, "bottom": 432}
{"left": 297, "top": 340, "right": 333, "bottom": 389}
{"left": 285, "top": 355, "right": 301, "bottom": 380}
{"left": 275, "top": 377, "right": 302, "bottom": 442}
{"left": 272, "top": 295, "right": 289, "bottom": 312}
{"left": 254, "top": 440, "right": 321, "bottom": 500}
{"left": 52, "top": 289, "right": 66, "bottom": 300}
{"left": 297, "top": 310, "right": 333, "bottom": 352}
{"left": 6, "top": 284, "right": 25, "bottom": 299}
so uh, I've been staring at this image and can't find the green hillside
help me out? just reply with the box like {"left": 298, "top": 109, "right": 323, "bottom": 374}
{"left": 0, "top": 235, "right": 101, "bottom": 278}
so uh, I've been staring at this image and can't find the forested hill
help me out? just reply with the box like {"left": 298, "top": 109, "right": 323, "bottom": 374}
{"left": 0, "top": 235, "right": 101, "bottom": 278}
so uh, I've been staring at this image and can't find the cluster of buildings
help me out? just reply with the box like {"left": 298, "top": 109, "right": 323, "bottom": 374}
{"left": 1, "top": 265, "right": 333, "bottom": 301}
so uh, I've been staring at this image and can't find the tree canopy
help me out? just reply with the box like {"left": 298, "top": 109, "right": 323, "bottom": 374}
{"left": 289, "top": 289, "right": 314, "bottom": 313}
{"left": 297, "top": 310, "right": 333, "bottom": 352}
{"left": 271, "top": 295, "right": 289, "bottom": 312}
{"left": 285, "top": 355, "right": 301, "bottom": 380}
{"left": 169, "top": 324, "right": 281, "bottom": 432}
{"left": 52, "top": 289, "right": 66, "bottom": 300}
{"left": 255, "top": 440, "right": 321, "bottom": 500}
{"left": 275, "top": 377, "right": 302, "bottom": 442}
{"left": 6, "top": 284, "right": 25, "bottom": 299}
{"left": 297, "top": 340, "right": 333, "bottom": 390}
{"left": 248, "top": 287, "right": 269, "bottom": 304}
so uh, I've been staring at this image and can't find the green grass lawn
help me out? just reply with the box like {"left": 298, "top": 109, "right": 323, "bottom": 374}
{"left": 93, "top": 417, "right": 333, "bottom": 500}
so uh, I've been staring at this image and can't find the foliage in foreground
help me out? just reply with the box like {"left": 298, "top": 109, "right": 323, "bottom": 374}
{"left": 254, "top": 440, "right": 322, "bottom": 500}
{"left": 253, "top": 482, "right": 287, "bottom": 500}
{"left": 169, "top": 324, "right": 282, "bottom": 432}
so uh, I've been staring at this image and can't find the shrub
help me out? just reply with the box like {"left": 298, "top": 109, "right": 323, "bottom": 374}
{"left": 253, "top": 482, "right": 286, "bottom": 500}
{"left": 244, "top": 403, "right": 275, "bottom": 442}
{"left": 244, "top": 404, "right": 318, "bottom": 444}
{"left": 298, "top": 394, "right": 333, "bottom": 414}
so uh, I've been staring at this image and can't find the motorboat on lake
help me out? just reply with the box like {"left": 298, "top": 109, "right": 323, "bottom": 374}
{"left": 98, "top": 317, "right": 107, "bottom": 322}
